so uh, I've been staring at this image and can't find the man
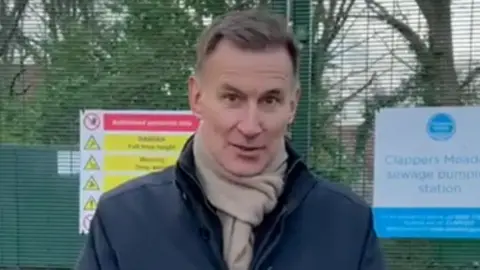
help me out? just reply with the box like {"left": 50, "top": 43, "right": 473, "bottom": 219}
{"left": 76, "top": 9, "right": 386, "bottom": 270}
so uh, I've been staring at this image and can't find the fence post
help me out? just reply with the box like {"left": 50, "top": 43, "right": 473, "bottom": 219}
{"left": 270, "top": 0, "right": 287, "bottom": 15}
{"left": 290, "top": 0, "right": 313, "bottom": 163}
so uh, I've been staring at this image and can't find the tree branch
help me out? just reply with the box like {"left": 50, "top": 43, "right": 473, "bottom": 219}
{"left": 353, "top": 75, "right": 416, "bottom": 163}
{"left": 8, "top": 67, "right": 31, "bottom": 97}
{"left": 376, "top": 35, "right": 415, "bottom": 71}
{"left": 329, "top": 0, "right": 355, "bottom": 45}
{"left": 458, "top": 66, "right": 480, "bottom": 92}
{"left": 328, "top": 7, "right": 369, "bottom": 57}
{"left": 329, "top": 52, "right": 387, "bottom": 90}
{"left": 318, "top": 0, "right": 356, "bottom": 52}
{"left": 364, "top": 0, "right": 429, "bottom": 64}
{"left": 0, "top": 0, "right": 29, "bottom": 58}
{"left": 331, "top": 71, "right": 377, "bottom": 114}
{"left": 392, "top": 0, "right": 409, "bottom": 25}
{"left": 319, "top": 71, "right": 380, "bottom": 129}
{"left": 329, "top": 30, "right": 381, "bottom": 62}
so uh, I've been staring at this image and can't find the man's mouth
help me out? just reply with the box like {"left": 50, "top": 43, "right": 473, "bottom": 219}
{"left": 231, "top": 143, "right": 264, "bottom": 152}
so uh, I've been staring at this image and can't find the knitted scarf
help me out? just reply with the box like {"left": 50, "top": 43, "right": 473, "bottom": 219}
{"left": 193, "top": 132, "right": 287, "bottom": 270}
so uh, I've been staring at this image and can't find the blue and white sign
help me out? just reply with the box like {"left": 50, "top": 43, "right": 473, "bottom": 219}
{"left": 373, "top": 106, "right": 480, "bottom": 239}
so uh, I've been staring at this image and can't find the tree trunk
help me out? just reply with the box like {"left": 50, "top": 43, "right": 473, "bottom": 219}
{"left": 418, "top": 0, "right": 460, "bottom": 105}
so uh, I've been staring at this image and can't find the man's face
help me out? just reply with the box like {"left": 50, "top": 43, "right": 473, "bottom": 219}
{"left": 188, "top": 40, "right": 299, "bottom": 177}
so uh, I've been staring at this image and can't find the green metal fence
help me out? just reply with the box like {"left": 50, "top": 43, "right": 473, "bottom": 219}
{"left": 1, "top": 0, "right": 480, "bottom": 269}
{"left": 0, "top": 145, "right": 84, "bottom": 268}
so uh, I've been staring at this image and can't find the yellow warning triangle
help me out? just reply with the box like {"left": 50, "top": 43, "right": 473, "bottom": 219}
{"left": 83, "top": 176, "right": 100, "bottom": 191}
{"left": 83, "top": 196, "right": 97, "bottom": 211}
{"left": 84, "top": 156, "right": 100, "bottom": 170}
{"left": 84, "top": 135, "right": 101, "bottom": 150}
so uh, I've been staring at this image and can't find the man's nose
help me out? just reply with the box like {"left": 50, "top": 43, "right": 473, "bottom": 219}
{"left": 237, "top": 106, "right": 262, "bottom": 137}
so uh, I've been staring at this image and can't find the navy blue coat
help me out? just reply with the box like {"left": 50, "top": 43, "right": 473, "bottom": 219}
{"left": 76, "top": 137, "right": 386, "bottom": 270}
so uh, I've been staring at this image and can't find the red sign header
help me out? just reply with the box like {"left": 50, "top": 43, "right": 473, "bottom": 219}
{"left": 103, "top": 113, "right": 199, "bottom": 132}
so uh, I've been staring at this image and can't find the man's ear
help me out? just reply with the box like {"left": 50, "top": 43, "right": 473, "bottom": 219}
{"left": 188, "top": 75, "right": 202, "bottom": 119}
{"left": 288, "top": 87, "right": 301, "bottom": 124}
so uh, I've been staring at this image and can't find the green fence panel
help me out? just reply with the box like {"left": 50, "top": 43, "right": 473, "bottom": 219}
{"left": 0, "top": 145, "right": 19, "bottom": 266}
{"left": 0, "top": 145, "right": 84, "bottom": 269}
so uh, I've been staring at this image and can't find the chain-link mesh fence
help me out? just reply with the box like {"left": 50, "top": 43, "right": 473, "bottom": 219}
{"left": 1, "top": 0, "right": 479, "bottom": 269}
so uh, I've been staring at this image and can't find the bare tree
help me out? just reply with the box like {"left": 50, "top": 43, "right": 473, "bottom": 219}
{"left": 304, "top": 0, "right": 390, "bottom": 183}
{"left": 0, "top": 0, "right": 29, "bottom": 61}
{"left": 312, "top": 0, "right": 380, "bottom": 124}
{"left": 365, "top": 0, "right": 480, "bottom": 106}
{"left": 0, "top": 0, "right": 31, "bottom": 98}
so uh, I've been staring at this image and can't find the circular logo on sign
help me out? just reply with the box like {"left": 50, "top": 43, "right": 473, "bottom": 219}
{"left": 427, "top": 113, "right": 455, "bottom": 141}
{"left": 83, "top": 113, "right": 101, "bottom": 131}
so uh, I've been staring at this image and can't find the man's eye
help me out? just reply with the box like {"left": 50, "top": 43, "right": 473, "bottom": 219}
{"left": 223, "top": 94, "right": 239, "bottom": 103}
{"left": 263, "top": 96, "right": 279, "bottom": 105}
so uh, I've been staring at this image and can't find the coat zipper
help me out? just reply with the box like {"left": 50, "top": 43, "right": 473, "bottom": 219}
{"left": 252, "top": 159, "right": 301, "bottom": 269}
{"left": 179, "top": 166, "right": 228, "bottom": 270}
{"left": 252, "top": 206, "right": 288, "bottom": 270}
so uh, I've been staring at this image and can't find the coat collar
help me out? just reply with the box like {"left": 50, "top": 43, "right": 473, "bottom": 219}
{"left": 174, "top": 134, "right": 317, "bottom": 213}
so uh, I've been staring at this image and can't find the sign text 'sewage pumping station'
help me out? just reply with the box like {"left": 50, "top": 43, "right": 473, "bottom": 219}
{"left": 373, "top": 106, "right": 480, "bottom": 239}
{"left": 79, "top": 110, "right": 199, "bottom": 234}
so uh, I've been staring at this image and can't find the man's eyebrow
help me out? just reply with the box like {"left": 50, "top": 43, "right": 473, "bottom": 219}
{"left": 264, "top": 89, "right": 282, "bottom": 95}
{"left": 220, "top": 84, "right": 284, "bottom": 96}
{"left": 220, "top": 83, "right": 243, "bottom": 93}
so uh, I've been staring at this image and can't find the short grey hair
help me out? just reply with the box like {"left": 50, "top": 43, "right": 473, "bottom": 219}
{"left": 195, "top": 9, "right": 300, "bottom": 77}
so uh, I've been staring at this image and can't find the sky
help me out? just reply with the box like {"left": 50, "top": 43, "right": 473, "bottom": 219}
{"left": 17, "top": 0, "right": 480, "bottom": 124}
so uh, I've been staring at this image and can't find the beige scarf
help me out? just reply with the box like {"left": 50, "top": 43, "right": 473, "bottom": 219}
{"left": 193, "top": 132, "right": 287, "bottom": 270}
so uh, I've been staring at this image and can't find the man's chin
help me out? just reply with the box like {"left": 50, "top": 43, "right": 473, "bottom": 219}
{"left": 224, "top": 162, "right": 267, "bottom": 178}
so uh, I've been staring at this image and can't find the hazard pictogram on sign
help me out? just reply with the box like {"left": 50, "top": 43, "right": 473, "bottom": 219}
{"left": 84, "top": 196, "right": 98, "bottom": 211}
{"left": 83, "top": 176, "right": 100, "bottom": 191}
{"left": 83, "top": 214, "right": 93, "bottom": 232}
{"left": 84, "top": 135, "right": 101, "bottom": 150}
{"left": 83, "top": 113, "right": 101, "bottom": 131}
{"left": 84, "top": 156, "right": 100, "bottom": 170}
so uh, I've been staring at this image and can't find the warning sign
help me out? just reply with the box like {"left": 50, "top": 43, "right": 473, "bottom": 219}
{"left": 83, "top": 196, "right": 97, "bottom": 211}
{"left": 84, "top": 135, "right": 101, "bottom": 150}
{"left": 83, "top": 176, "right": 100, "bottom": 191}
{"left": 84, "top": 156, "right": 100, "bottom": 170}
{"left": 79, "top": 110, "right": 199, "bottom": 234}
